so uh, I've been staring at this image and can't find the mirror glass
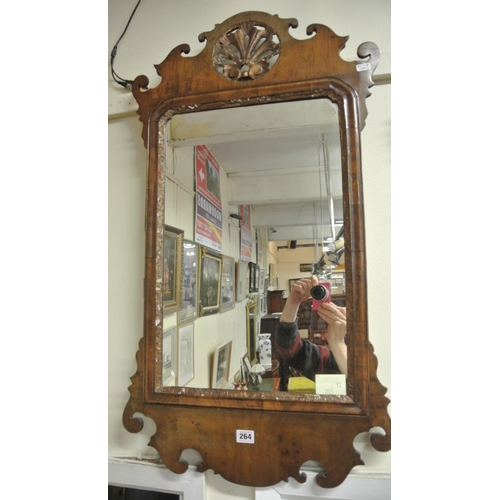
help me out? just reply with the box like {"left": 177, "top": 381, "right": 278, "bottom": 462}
{"left": 159, "top": 98, "right": 345, "bottom": 395}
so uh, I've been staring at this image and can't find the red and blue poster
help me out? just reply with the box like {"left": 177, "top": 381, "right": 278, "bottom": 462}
{"left": 195, "top": 145, "right": 223, "bottom": 253}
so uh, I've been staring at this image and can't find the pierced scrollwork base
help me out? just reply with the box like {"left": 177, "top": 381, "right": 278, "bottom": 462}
{"left": 123, "top": 336, "right": 389, "bottom": 488}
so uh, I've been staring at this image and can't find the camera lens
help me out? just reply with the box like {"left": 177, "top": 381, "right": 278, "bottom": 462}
{"left": 310, "top": 285, "right": 328, "bottom": 301}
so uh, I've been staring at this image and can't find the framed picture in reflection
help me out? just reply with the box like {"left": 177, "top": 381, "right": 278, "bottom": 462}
{"left": 162, "top": 224, "right": 183, "bottom": 314}
{"left": 249, "top": 262, "right": 260, "bottom": 293}
{"left": 259, "top": 267, "right": 265, "bottom": 294}
{"left": 178, "top": 322, "right": 194, "bottom": 386}
{"left": 248, "top": 262, "right": 256, "bottom": 293}
{"left": 240, "top": 352, "right": 252, "bottom": 384}
{"left": 212, "top": 340, "right": 232, "bottom": 389}
{"left": 162, "top": 326, "right": 177, "bottom": 386}
{"left": 220, "top": 255, "right": 235, "bottom": 312}
{"left": 198, "top": 246, "right": 222, "bottom": 316}
{"left": 260, "top": 293, "right": 267, "bottom": 316}
{"left": 179, "top": 241, "right": 199, "bottom": 325}
{"left": 235, "top": 259, "right": 248, "bottom": 302}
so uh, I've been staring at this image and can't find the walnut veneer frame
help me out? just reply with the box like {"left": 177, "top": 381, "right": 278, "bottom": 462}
{"left": 123, "top": 11, "right": 390, "bottom": 488}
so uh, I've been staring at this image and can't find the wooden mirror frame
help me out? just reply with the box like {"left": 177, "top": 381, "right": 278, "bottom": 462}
{"left": 123, "top": 11, "right": 390, "bottom": 488}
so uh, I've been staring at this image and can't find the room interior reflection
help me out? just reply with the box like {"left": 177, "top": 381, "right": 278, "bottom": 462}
{"left": 162, "top": 99, "right": 346, "bottom": 395}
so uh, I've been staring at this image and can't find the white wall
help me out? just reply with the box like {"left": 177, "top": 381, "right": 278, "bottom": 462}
{"left": 162, "top": 142, "right": 248, "bottom": 390}
{"left": 108, "top": 1, "right": 391, "bottom": 498}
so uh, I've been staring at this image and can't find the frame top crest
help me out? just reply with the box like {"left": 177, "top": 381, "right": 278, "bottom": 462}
{"left": 132, "top": 11, "right": 380, "bottom": 146}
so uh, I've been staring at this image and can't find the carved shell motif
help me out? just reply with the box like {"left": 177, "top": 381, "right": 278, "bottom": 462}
{"left": 213, "top": 21, "right": 280, "bottom": 81}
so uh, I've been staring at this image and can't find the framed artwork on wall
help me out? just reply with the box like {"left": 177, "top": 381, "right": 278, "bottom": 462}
{"left": 240, "top": 352, "right": 252, "bottom": 384}
{"left": 260, "top": 276, "right": 269, "bottom": 315}
{"left": 198, "top": 247, "right": 222, "bottom": 316}
{"left": 248, "top": 262, "right": 256, "bottom": 293}
{"left": 212, "top": 340, "right": 232, "bottom": 389}
{"left": 179, "top": 241, "right": 199, "bottom": 325}
{"left": 162, "top": 224, "right": 183, "bottom": 314}
{"left": 235, "top": 259, "right": 248, "bottom": 302}
{"left": 162, "top": 326, "right": 177, "bottom": 386}
{"left": 260, "top": 293, "right": 267, "bottom": 316}
{"left": 220, "top": 255, "right": 235, "bottom": 312}
{"left": 269, "top": 263, "right": 278, "bottom": 288}
{"left": 178, "top": 322, "right": 195, "bottom": 386}
{"left": 259, "top": 268, "right": 265, "bottom": 294}
{"left": 247, "top": 295, "right": 258, "bottom": 362}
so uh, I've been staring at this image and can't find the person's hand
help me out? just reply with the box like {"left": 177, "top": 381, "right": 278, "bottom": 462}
{"left": 280, "top": 275, "right": 318, "bottom": 322}
{"left": 317, "top": 302, "right": 346, "bottom": 345}
{"left": 288, "top": 276, "right": 318, "bottom": 307}
{"left": 317, "top": 302, "right": 348, "bottom": 375}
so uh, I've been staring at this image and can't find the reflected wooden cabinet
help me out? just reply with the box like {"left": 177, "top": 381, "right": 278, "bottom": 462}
{"left": 267, "top": 289, "right": 285, "bottom": 313}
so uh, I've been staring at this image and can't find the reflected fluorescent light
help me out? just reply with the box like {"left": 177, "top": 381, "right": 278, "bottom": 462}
{"left": 326, "top": 240, "right": 344, "bottom": 252}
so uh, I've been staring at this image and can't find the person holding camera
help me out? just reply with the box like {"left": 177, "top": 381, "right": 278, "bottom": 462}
{"left": 275, "top": 275, "right": 347, "bottom": 380}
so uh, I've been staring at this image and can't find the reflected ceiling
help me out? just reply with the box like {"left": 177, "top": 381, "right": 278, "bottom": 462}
{"left": 168, "top": 99, "right": 343, "bottom": 244}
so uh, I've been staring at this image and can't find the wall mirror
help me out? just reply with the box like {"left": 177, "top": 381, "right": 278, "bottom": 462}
{"left": 123, "top": 11, "right": 390, "bottom": 488}
{"left": 161, "top": 97, "right": 343, "bottom": 393}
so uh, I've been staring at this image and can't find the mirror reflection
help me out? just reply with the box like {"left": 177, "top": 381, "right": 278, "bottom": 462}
{"left": 159, "top": 99, "right": 347, "bottom": 395}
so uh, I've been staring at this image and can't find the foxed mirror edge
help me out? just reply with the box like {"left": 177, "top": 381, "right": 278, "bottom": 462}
{"left": 149, "top": 90, "right": 363, "bottom": 414}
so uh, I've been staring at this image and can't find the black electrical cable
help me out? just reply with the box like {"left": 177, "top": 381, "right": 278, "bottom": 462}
{"left": 110, "top": 0, "right": 142, "bottom": 89}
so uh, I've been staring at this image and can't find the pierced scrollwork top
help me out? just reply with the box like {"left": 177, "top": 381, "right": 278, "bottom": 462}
{"left": 132, "top": 11, "right": 381, "bottom": 149}
{"left": 212, "top": 21, "right": 280, "bottom": 81}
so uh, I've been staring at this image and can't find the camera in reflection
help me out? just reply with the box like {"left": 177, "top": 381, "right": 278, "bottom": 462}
{"left": 311, "top": 282, "right": 331, "bottom": 310}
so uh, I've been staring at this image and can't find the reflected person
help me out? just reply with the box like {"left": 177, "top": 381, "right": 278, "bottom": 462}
{"left": 275, "top": 275, "right": 347, "bottom": 380}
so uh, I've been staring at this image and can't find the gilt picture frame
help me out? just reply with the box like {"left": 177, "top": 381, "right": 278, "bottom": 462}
{"left": 162, "top": 225, "right": 183, "bottom": 314}
{"left": 198, "top": 246, "right": 222, "bottom": 316}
